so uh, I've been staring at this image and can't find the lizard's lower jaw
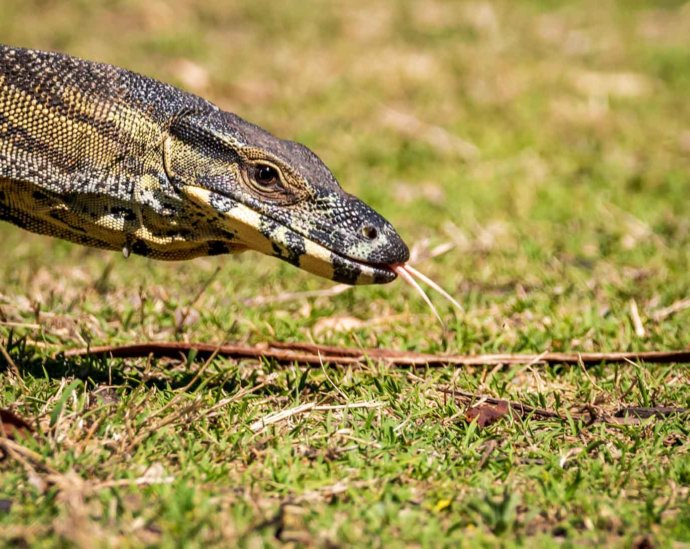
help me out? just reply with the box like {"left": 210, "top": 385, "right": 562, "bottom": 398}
{"left": 290, "top": 239, "right": 398, "bottom": 285}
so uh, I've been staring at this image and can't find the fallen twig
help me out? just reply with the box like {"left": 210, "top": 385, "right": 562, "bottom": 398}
{"left": 250, "top": 403, "right": 316, "bottom": 433}
{"left": 61, "top": 341, "right": 690, "bottom": 367}
{"left": 651, "top": 298, "right": 690, "bottom": 322}
{"left": 250, "top": 401, "right": 383, "bottom": 433}
{"left": 0, "top": 321, "right": 41, "bottom": 329}
{"left": 629, "top": 299, "right": 646, "bottom": 338}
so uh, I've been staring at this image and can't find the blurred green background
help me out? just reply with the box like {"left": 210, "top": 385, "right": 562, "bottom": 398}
{"left": 1, "top": 1, "right": 689, "bottom": 546}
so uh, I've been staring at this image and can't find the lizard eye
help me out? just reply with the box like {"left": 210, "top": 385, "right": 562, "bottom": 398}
{"left": 254, "top": 164, "right": 280, "bottom": 189}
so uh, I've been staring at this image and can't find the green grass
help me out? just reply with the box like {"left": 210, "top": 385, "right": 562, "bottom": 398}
{"left": 1, "top": 0, "right": 689, "bottom": 546}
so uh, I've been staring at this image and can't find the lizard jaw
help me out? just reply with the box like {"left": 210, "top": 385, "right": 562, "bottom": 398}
{"left": 182, "top": 185, "right": 397, "bottom": 284}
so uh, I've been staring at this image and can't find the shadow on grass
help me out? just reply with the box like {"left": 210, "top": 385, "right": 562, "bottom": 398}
{"left": 0, "top": 331, "right": 327, "bottom": 397}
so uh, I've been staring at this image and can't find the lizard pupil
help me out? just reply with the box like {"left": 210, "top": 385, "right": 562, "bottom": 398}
{"left": 255, "top": 164, "right": 279, "bottom": 187}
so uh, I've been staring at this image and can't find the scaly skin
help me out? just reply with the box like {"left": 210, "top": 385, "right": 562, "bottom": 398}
{"left": 0, "top": 45, "right": 409, "bottom": 284}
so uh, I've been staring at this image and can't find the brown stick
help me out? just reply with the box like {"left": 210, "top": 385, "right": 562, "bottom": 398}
{"left": 60, "top": 341, "right": 690, "bottom": 367}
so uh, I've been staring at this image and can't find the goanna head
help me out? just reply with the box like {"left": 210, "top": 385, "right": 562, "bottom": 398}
{"left": 163, "top": 110, "right": 409, "bottom": 284}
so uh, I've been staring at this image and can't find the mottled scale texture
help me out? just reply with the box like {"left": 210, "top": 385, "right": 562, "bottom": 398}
{"left": 0, "top": 44, "right": 409, "bottom": 284}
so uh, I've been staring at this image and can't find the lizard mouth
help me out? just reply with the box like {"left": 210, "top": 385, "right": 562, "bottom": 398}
{"left": 240, "top": 194, "right": 409, "bottom": 284}
{"left": 182, "top": 185, "right": 399, "bottom": 284}
{"left": 249, "top": 205, "right": 400, "bottom": 284}
{"left": 288, "top": 230, "right": 399, "bottom": 285}
{"left": 256, "top": 207, "right": 404, "bottom": 285}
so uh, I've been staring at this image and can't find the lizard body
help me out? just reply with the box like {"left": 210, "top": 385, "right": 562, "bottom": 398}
{"left": 0, "top": 45, "right": 409, "bottom": 284}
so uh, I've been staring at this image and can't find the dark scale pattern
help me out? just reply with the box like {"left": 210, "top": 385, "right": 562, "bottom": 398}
{"left": 0, "top": 44, "right": 409, "bottom": 284}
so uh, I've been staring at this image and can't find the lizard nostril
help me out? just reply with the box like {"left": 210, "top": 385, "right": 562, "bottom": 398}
{"left": 361, "top": 225, "right": 378, "bottom": 240}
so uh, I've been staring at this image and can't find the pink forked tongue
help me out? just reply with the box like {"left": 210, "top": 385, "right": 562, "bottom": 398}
{"left": 391, "top": 264, "right": 463, "bottom": 326}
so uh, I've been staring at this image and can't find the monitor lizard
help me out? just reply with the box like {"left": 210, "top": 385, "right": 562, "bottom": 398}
{"left": 0, "top": 44, "right": 410, "bottom": 286}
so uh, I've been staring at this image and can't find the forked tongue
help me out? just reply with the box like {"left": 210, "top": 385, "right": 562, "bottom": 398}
{"left": 391, "top": 264, "right": 463, "bottom": 327}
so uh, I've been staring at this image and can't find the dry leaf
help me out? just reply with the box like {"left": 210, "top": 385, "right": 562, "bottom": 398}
{"left": 465, "top": 400, "right": 509, "bottom": 428}
{"left": 0, "top": 408, "right": 36, "bottom": 461}
{"left": 0, "top": 408, "right": 34, "bottom": 441}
